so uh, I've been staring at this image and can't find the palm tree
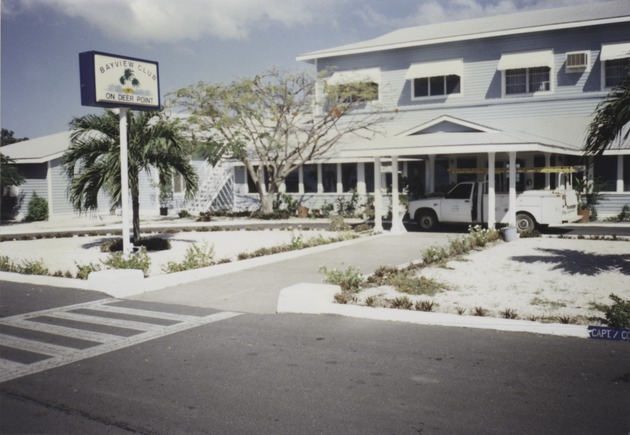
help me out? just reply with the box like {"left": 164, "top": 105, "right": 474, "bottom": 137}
{"left": 119, "top": 68, "right": 140, "bottom": 93}
{"left": 584, "top": 76, "right": 630, "bottom": 156}
{"left": 62, "top": 110, "right": 198, "bottom": 242}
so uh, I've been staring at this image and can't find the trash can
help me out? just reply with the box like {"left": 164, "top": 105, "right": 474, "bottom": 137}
{"left": 500, "top": 226, "right": 518, "bottom": 242}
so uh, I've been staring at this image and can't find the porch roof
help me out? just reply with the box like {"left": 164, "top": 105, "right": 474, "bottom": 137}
{"left": 333, "top": 115, "right": 595, "bottom": 158}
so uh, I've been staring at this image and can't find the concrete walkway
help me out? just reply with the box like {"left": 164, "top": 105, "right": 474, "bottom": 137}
{"left": 132, "top": 232, "right": 451, "bottom": 314}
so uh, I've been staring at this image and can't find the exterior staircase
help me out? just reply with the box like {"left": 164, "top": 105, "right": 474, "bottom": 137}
{"left": 187, "top": 163, "right": 235, "bottom": 213}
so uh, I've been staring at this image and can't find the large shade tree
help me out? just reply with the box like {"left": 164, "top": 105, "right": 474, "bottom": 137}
{"left": 62, "top": 110, "right": 198, "bottom": 241}
{"left": 170, "top": 68, "right": 393, "bottom": 214}
{"left": 584, "top": 76, "right": 630, "bottom": 156}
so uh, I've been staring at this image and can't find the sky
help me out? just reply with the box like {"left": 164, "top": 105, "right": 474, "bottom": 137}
{"left": 1, "top": 0, "right": 612, "bottom": 139}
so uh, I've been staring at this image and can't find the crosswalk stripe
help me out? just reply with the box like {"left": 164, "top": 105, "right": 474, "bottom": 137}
{"left": 0, "top": 299, "right": 242, "bottom": 384}
{"left": 0, "top": 334, "right": 75, "bottom": 358}
{"left": 40, "top": 311, "right": 164, "bottom": 332}
{"left": 6, "top": 320, "right": 121, "bottom": 344}
{"left": 93, "top": 304, "right": 202, "bottom": 322}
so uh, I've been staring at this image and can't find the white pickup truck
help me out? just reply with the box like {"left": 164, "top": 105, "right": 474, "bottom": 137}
{"left": 408, "top": 181, "right": 581, "bottom": 232}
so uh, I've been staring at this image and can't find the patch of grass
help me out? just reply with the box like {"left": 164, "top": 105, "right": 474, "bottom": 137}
{"left": 387, "top": 274, "right": 444, "bottom": 296}
{"left": 530, "top": 297, "right": 566, "bottom": 309}
{"left": 456, "top": 307, "right": 467, "bottom": 315}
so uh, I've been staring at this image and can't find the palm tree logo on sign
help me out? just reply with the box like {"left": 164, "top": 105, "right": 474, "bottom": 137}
{"left": 119, "top": 68, "right": 140, "bottom": 94}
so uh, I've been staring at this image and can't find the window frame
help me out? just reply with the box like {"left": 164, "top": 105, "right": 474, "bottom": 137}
{"left": 600, "top": 42, "right": 630, "bottom": 90}
{"left": 411, "top": 74, "right": 462, "bottom": 100}
{"left": 602, "top": 57, "right": 630, "bottom": 89}
{"left": 502, "top": 66, "right": 552, "bottom": 97}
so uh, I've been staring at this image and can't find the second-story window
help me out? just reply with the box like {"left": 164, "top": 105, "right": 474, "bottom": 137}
{"left": 601, "top": 42, "right": 630, "bottom": 88}
{"left": 326, "top": 67, "right": 381, "bottom": 104}
{"left": 413, "top": 75, "right": 461, "bottom": 98}
{"left": 406, "top": 59, "right": 463, "bottom": 100}
{"left": 505, "top": 67, "right": 551, "bottom": 94}
{"left": 498, "top": 49, "right": 554, "bottom": 96}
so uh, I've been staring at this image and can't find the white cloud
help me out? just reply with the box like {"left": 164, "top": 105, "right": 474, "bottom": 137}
{"left": 4, "top": 0, "right": 337, "bottom": 42}
{"left": 358, "top": 0, "right": 615, "bottom": 30}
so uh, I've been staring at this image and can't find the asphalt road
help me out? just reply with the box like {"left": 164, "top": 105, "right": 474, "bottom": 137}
{"left": 1, "top": 283, "right": 628, "bottom": 434}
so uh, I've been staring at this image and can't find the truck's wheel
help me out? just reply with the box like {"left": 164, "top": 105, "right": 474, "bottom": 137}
{"left": 515, "top": 213, "right": 535, "bottom": 233}
{"left": 416, "top": 210, "right": 438, "bottom": 231}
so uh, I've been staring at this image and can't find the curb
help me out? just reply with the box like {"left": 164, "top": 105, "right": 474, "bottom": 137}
{"left": 276, "top": 283, "right": 590, "bottom": 339}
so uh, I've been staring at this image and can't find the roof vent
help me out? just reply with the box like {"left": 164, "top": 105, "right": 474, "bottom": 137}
{"left": 566, "top": 51, "right": 589, "bottom": 71}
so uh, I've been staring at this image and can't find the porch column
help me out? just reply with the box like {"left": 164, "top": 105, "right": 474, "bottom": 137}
{"left": 317, "top": 164, "right": 323, "bottom": 193}
{"left": 617, "top": 155, "right": 624, "bottom": 193}
{"left": 487, "top": 152, "right": 496, "bottom": 230}
{"left": 46, "top": 161, "right": 54, "bottom": 218}
{"left": 390, "top": 156, "right": 405, "bottom": 234}
{"left": 508, "top": 151, "right": 517, "bottom": 227}
{"left": 426, "top": 155, "right": 435, "bottom": 194}
{"left": 357, "top": 162, "right": 366, "bottom": 195}
{"left": 374, "top": 157, "right": 383, "bottom": 232}
{"left": 336, "top": 163, "right": 343, "bottom": 193}
{"left": 298, "top": 166, "right": 304, "bottom": 194}
{"left": 545, "top": 153, "right": 551, "bottom": 189}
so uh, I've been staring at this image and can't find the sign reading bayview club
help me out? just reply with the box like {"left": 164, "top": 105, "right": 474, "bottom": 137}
{"left": 79, "top": 51, "right": 160, "bottom": 110}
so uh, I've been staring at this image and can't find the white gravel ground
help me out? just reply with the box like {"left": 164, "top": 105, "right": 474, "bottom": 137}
{"left": 358, "top": 237, "right": 630, "bottom": 324}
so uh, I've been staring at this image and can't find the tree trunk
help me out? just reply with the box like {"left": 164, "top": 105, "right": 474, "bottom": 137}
{"left": 131, "top": 184, "right": 141, "bottom": 242}
{"left": 260, "top": 193, "right": 274, "bottom": 215}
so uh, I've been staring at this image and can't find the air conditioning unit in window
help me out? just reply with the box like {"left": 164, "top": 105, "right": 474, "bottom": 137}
{"left": 566, "top": 51, "right": 589, "bottom": 71}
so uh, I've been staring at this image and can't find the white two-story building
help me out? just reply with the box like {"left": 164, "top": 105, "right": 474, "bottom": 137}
{"left": 2, "top": 1, "right": 629, "bottom": 224}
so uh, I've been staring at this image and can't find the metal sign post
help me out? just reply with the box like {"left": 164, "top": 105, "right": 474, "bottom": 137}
{"left": 118, "top": 108, "right": 131, "bottom": 255}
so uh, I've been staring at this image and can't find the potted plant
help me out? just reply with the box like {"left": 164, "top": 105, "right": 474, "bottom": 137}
{"left": 575, "top": 176, "right": 603, "bottom": 222}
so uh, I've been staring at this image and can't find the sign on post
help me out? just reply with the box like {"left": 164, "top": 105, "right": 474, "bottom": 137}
{"left": 79, "top": 51, "right": 160, "bottom": 255}
{"left": 79, "top": 51, "right": 160, "bottom": 110}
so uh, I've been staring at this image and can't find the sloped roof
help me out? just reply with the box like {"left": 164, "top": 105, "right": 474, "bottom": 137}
{"left": 334, "top": 115, "right": 595, "bottom": 158}
{"left": 298, "top": 0, "right": 630, "bottom": 62}
{"left": 1, "top": 131, "right": 71, "bottom": 164}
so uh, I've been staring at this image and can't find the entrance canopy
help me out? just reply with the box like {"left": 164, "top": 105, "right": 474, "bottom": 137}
{"left": 333, "top": 115, "right": 590, "bottom": 159}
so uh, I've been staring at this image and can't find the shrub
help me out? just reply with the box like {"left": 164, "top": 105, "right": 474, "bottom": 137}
{"left": 328, "top": 215, "right": 350, "bottom": 231}
{"left": 448, "top": 236, "right": 471, "bottom": 256}
{"left": 178, "top": 209, "right": 192, "bottom": 218}
{"left": 163, "top": 242, "right": 215, "bottom": 273}
{"left": 599, "top": 294, "right": 630, "bottom": 329}
{"left": 353, "top": 223, "right": 373, "bottom": 233}
{"left": 366, "top": 265, "right": 400, "bottom": 286}
{"left": 364, "top": 296, "right": 378, "bottom": 307}
{"left": 500, "top": 308, "right": 519, "bottom": 319}
{"left": 24, "top": 193, "right": 48, "bottom": 222}
{"left": 415, "top": 300, "right": 436, "bottom": 312}
{"left": 421, "top": 245, "right": 449, "bottom": 266}
{"left": 334, "top": 292, "right": 357, "bottom": 304}
{"left": 102, "top": 247, "right": 151, "bottom": 277}
{"left": 75, "top": 262, "right": 102, "bottom": 280}
{"left": 468, "top": 225, "right": 500, "bottom": 248}
{"left": 319, "top": 265, "right": 364, "bottom": 293}
{"left": 519, "top": 229, "right": 541, "bottom": 238}
{"left": 473, "top": 306, "right": 489, "bottom": 317}
{"left": 390, "top": 296, "right": 413, "bottom": 310}
{"left": 101, "top": 237, "right": 171, "bottom": 252}
{"left": 0, "top": 256, "right": 17, "bottom": 273}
